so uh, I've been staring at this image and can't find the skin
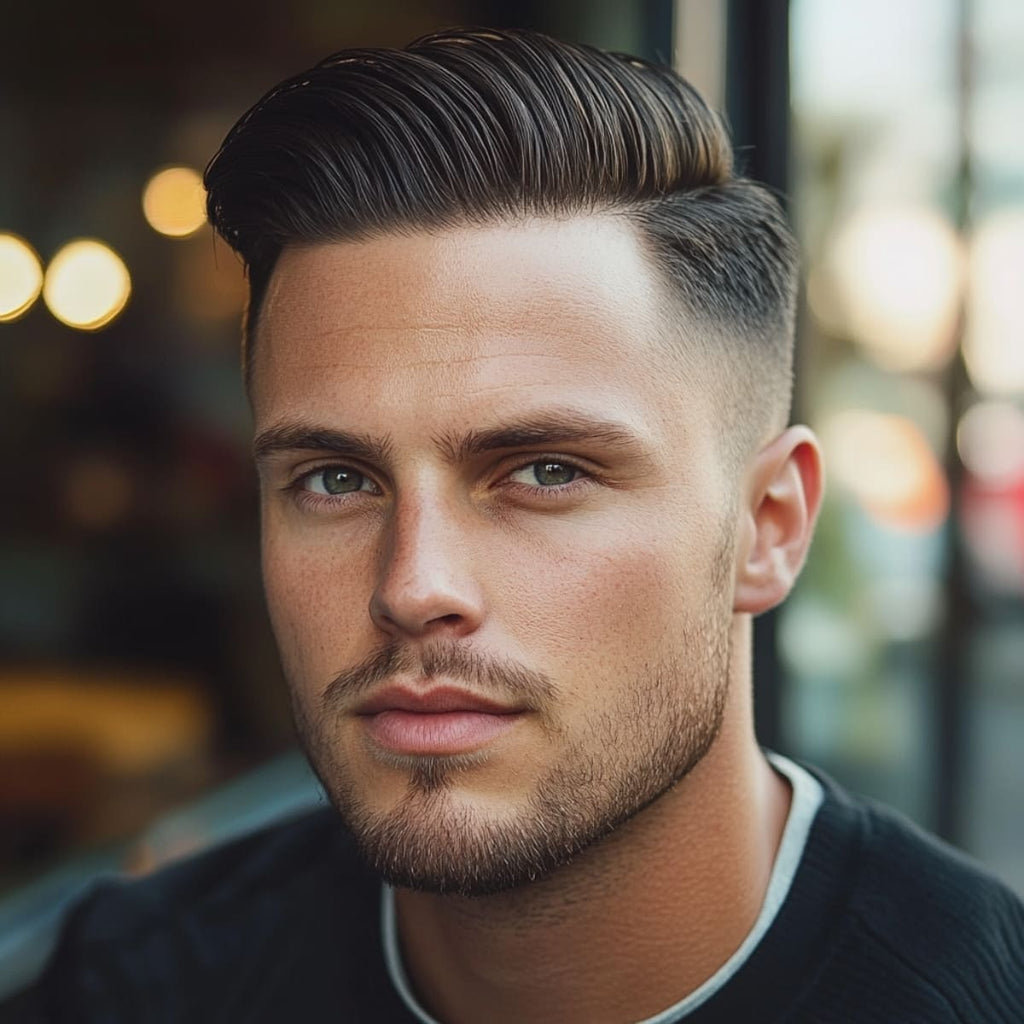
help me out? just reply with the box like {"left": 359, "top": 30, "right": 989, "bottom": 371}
{"left": 251, "top": 216, "right": 824, "bottom": 1024}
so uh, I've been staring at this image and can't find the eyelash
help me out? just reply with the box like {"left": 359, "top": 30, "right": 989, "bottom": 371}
{"left": 287, "top": 457, "right": 594, "bottom": 510}
{"left": 502, "top": 459, "right": 593, "bottom": 501}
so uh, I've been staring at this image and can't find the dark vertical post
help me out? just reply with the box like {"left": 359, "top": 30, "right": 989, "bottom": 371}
{"left": 641, "top": 0, "right": 676, "bottom": 64}
{"left": 725, "top": 0, "right": 792, "bottom": 750}
{"left": 934, "top": 0, "right": 975, "bottom": 844}
{"left": 725, "top": 0, "right": 791, "bottom": 193}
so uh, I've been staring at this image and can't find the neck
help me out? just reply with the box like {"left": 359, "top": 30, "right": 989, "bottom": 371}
{"left": 394, "top": 618, "right": 791, "bottom": 1024}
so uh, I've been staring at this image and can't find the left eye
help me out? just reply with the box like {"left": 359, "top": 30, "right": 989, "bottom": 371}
{"left": 508, "top": 460, "right": 581, "bottom": 487}
{"left": 300, "top": 467, "right": 375, "bottom": 495}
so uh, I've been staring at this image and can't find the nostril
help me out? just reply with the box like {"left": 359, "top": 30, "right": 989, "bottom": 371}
{"left": 423, "top": 613, "right": 466, "bottom": 633}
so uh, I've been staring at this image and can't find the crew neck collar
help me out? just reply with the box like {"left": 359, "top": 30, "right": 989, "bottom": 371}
{"left": 380, "top": 753, "right": 825, "bottom": 1023}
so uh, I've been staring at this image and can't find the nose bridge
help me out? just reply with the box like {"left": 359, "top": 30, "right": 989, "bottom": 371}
{"left": 388, "top": 487, "right": 456, "bottom": 577}
{"left": 370, "top": 478, "right": 483, "bottom": 637}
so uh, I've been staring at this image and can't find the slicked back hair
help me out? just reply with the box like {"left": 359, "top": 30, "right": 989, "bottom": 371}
{"left": 204, "top": 27, "right": 799, "bottom": 456}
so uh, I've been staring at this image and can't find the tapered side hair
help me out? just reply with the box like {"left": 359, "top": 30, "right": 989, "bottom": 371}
{"left": 205, "top": 27, "right": 799, "bottom": 450}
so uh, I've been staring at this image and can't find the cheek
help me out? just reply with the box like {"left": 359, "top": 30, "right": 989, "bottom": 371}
{"left": 261, "top": 515, "right": 377, "bottom": 691}
{"left": 495, "top": 509, "right": 712, "bottom": 679}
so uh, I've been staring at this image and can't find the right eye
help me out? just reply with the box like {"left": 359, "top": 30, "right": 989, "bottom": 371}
{"left": 298, "top": 466, "right": 377, "bottom": 496}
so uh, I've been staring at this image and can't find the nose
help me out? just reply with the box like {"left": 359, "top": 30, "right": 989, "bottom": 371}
{"left": 369, "top": 493, "right": 485, "bottom": 640}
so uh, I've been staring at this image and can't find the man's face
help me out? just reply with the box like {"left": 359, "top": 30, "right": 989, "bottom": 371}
{"left": 252, "top": 217, "right": 740, "bottom": 895}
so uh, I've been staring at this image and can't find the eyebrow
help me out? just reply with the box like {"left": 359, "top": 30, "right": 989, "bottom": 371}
{"left": 253, "top": 410, "right": 650, "bottom": 467}
{"left": 434, "top": 411, "right": 650, "bottom": 463}
{"left": 253, "top": 425, "right": 394, "bottom": 466}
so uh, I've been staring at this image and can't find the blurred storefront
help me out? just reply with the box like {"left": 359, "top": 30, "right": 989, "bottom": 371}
{"left": 785, "top": 0, "right": 1024, "bottom": 894}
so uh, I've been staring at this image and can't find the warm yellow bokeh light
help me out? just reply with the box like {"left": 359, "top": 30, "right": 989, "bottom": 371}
{"left": 142, "top": 166, "right": 207, "bottom": 238}
{"left": 822, "top": 409, "right": 950, "bottom": 531}
{"left": 826, "top": 206, "right": 963, "bottom": 372}
{"left": 43, "top": 239, "right": 132, "bottom": 330}
{"left": 964, "top": 209, "right": 1024, "bottom": 395}
{"left": 0, "top": 233, "right": 44, "bottom": 322}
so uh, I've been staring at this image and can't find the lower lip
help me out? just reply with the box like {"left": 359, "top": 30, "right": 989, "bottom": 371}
{"left": 360, "top": 710, "right": 522, "bottom": 755}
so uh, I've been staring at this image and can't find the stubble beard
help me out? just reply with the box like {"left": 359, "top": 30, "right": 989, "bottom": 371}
{"left": 290, "top": 560, "right": 733, "bottom": 897}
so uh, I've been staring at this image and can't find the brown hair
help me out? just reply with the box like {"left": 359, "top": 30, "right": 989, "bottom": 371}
{"left": 205, "top": 27, "right": 798, "bottom": 445}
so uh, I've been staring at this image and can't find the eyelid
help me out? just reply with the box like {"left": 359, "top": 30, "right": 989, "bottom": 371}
{"left": 498, "top": 455, "right": 598, "bottom": 498}
{"left": 290, "top": 460, "right": 384, "bottom": 495}
{"left": 289, "top": 456, "right": 373, "bottom": 481}
{"left": 502, "top": 453, "right": 594, "bottom": 476}
{"left": 284, "top": 453, "right": 596, "bottom": 497}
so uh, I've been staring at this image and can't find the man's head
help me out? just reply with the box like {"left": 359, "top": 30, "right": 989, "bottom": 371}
{"left": 205, "top": 29, "right": 821, "bottom": 896}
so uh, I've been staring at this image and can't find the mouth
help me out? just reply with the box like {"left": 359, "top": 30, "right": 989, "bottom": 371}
{"left": 354, "top": 685, "right": 525, "bottom": 756}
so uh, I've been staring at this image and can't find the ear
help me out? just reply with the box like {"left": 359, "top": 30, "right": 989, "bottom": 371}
{"left": 733, "top": 426, "right": 824, "bottom": 615}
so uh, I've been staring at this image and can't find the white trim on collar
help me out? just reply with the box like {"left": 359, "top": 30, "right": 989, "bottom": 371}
{"left": 380, "top": 752, "right": 824, "bottom": 1024}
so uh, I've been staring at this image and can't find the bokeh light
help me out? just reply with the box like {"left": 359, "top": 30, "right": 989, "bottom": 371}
{"left": 824, "top": 206, "right": 963, "bottom": 372}
{"left": 42, "top": 239, "right": 132, "bottom": 330}
{"left": 822, "top": 409, "right": 950, "bottom": 531}
{"left": 958, "top": 401, "right": 1024, "bottom": 486}
{"left": 964, "top": 208, "right": 1024, "bottom": 395}
{"left": 142, "top": 166, "right": 207, "bottom": 238}
{"left": 0, "top": 233, "right": 44, "bottom": 322}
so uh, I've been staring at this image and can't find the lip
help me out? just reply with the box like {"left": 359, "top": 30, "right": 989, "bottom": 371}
{"left": 354, "top": 685, "right": 521, "bottom": 716}
{"left": 355, "top": 686, "right": 524, "bottom": 756}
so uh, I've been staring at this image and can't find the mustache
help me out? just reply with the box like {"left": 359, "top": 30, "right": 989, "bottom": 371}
{"left": 321, "top": 642, "right": 555, "bottom": 713}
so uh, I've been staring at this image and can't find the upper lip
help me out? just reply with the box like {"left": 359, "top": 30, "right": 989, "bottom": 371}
{"left": 355, "top": 685, "right": 522, "bottom": 716}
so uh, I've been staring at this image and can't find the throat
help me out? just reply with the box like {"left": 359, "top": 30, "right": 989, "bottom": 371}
{"left": 385, "top": 753, "right": 795, "bottom": 1024}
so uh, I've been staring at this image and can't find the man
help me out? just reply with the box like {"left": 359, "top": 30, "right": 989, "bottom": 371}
{"left": 39, "top": 27, "right": 1024, "bottom": 1023}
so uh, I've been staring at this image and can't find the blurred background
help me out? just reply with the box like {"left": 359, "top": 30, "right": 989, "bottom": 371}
{"left": 1, "top": 0, "right": 1022, "bottom": 998}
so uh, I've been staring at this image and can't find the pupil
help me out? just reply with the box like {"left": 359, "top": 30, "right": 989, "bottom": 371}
{"left": 322, "top": 469, "right": 363, "bottom": 494}
{"left": 534, "top": 462, "right": 575, "bottom": 486}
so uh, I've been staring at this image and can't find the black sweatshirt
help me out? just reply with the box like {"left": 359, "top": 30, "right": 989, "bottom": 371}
{"left": 20, "top": 765, "right": 1024, "bottom": 1022}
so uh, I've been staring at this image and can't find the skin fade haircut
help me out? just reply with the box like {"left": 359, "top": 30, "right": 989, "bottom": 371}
{"left": 204, "top": 27, "right": 800, "bottom": 459}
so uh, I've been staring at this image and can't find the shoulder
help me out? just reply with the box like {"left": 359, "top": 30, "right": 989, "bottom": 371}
{"left": 817, "top": 774, "right": 1024, "bottom": 1020}
{"left": 843, "top": 784, "right": 1024, "bottom": 948}
{"left": 39, "top": 805, "right": 395, "bottom": 1021}
{"left": 61, "top": 804, "right": 355, "bottom": 945}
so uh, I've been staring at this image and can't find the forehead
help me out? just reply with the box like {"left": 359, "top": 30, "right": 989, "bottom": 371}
{"left": 249, "top": 217, "right": 707, "bottom": 438}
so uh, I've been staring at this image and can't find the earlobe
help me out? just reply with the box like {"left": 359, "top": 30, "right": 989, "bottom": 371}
{"left": 734, "top": 426, "right": 824, "bottom": 616}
